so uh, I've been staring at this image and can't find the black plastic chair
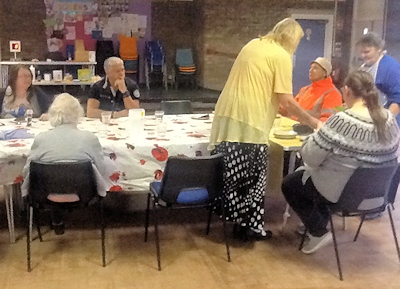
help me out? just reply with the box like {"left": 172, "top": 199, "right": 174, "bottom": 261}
{"left": 144, "top": 154, "right": 231, "bottom": 270}
{"left": 160, "top": 100, "right": 192, "bottom": 115}
{"left": 26, "top": 160, "right": 106, "bottom": 272}
{"left": 300, "top": 165, "right": 400, "bottom": 280}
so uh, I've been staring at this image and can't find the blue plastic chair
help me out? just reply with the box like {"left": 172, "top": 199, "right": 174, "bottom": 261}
{"left": 174, "top": 48, "right": 197, "bottom": 89}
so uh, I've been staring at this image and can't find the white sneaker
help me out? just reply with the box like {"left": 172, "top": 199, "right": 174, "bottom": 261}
{"left": 301, "top": 232, "right": 333, "bottom": 254}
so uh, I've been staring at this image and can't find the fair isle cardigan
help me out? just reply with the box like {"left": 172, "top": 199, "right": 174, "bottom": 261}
{"left": 301, "top": 109, "right": 400, "bottom": 203}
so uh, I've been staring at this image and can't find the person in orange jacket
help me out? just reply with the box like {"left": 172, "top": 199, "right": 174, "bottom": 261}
{"left": 282, "top": 57, "right": 342, "bottom": 122}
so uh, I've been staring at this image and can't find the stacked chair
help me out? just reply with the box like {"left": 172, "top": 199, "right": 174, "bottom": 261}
{"left": 174, "top": 48, "right": 197, "bottom": 89}
{"left": 119, "top": 35, "right": 139, "bottom": 82}
{"left": 95, "top": 40, "right": 115, "bottom": 75}
{"left": 144, "top": 40, "right": 167, "bottom": 90}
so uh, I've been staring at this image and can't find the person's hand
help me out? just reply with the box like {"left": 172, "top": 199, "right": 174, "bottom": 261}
{"left": 316, "top": 120, "right": 323, "bottom": 131}
{"left": 39, "top": 113, "right": 48, "bottom": 121}
{"left": 114, "top": 78, "right": 127, "bottom": 93}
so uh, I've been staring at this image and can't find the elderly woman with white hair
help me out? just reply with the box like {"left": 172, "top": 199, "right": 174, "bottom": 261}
{"left": 87, "top": 56, "right": 140, "bottom": 119}
{"left": 22, "top": 93, "right": 106, "bottom": 234}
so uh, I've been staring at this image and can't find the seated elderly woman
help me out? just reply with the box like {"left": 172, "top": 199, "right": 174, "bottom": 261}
{"left": 0, "top": 65, "right": 51, "bottom": 120}
{"left": 281, "top": 57, "right": 342, "bottom": 122}
{"left": 281, "top": 71, "right": 400, "bottom": 254}
{"left": 22, "top": 93, "right": 106, "bottom": 235}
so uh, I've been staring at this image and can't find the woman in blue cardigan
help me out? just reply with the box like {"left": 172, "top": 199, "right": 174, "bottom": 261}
{"left": 357, "top": 32, "right": 400, "bottom": 125}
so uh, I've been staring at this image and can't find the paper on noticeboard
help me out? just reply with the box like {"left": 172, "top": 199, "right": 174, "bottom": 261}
{"left": 138, "top": 15, "right": 147, "bottom": 29}
{"left": 84, "top": 21, "right": 95, "bottom": 35}
{"left": 108, "top": 17, "right": 123, "bottom": 35}
{"left": 66, "top": 26, "right": 76, "bottom": 40}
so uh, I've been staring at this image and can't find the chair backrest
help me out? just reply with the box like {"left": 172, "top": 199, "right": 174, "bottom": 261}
{"left": 145, "top": 40, "right": 165, "bottom": 68}
{"left": 331, "top": 165, "right": 398, "bottom": 213}
{"left": 175, "top": 48, "right": 194, "bottom": 67}
{"left": 161, "top": 100, "right": 192, "bottom": 115}
{"left": 158, "top": 154, "right": 224, "bottom": 204}
{"left": 95, "top": 40, "right": 115, "bottom": 75}
{"left": 29, "top": 160, "right": 98, "bottom": 205}
{"left": 119, "top": 35, "right": 138, "bottom": 60}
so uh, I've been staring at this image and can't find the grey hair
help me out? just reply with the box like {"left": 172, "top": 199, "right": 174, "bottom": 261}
{"left": 356, "top": 32, "right": 385, "bottom": 50}
{"left": 48, "top": 93, "right": 84, "bottom": 127}
{"left": 104, "top": 56, "right": 123, "bottom": 72}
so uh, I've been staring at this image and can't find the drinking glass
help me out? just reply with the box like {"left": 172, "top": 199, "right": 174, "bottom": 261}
{"left": 101, "top": 111, "right": 112, "bottom": 125}
{"left": 157, "top": 122, "right": 167, "bottom": 137}
{"left": 154, "top": 110, "right": 164, "bottom": 123}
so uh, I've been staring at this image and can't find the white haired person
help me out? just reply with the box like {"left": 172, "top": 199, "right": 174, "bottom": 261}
{"left": 87, "top": 56, "right": 140, "bottom": 118}
{"left": 209, "top": 18, "right": 321, "bottom": 241}
{"left": 22, "top": 93, "right": 106, "bottom": 234}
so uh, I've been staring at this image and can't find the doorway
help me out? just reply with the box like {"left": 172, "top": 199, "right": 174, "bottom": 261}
{"left": 291, "top": 13, "right": 334, "bottom": 95}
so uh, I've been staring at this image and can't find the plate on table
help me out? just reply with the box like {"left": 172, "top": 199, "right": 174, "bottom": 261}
{"left": 273, "top": 130, "right": 297, "bottom": 139}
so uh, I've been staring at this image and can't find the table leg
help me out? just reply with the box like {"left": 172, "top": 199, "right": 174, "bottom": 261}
{"left": 4, "top": 185, "right": 15, "bottom": 243}
{"left": 281, "top": 151, "right": 297, "bottom": 230}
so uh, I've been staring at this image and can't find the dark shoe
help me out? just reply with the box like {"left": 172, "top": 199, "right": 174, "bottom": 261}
{"left": 246, "top": 228, "right": 273, "bottom": 241}
{"left": 52, "top": 223, "right": 65, "bottom": 235}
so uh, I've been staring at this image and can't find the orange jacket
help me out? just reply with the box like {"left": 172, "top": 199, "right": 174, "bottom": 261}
{"left": 292, "top": 76, "right": 342, "bottom": 122}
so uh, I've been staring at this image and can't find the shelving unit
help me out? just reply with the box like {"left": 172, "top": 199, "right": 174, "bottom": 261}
{"left": 0, "top": 61, "right": 96, "bottom": 90}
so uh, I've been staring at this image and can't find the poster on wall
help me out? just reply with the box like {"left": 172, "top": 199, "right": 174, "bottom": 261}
{"left": 43, "top": 0, "right": 149, "bottom": 60}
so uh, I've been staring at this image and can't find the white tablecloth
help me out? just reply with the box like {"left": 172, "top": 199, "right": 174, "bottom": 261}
{"left": 0, "top": 114, "right": 212, "bottom": 192}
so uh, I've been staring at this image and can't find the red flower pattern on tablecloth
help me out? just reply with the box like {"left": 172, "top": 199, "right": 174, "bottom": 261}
{"left": 109, "top": 185, "right": 123, "bottom": 192}
{"left": 14, "top": 175, "right": 23, "bottom": 183}
{"left": 151, "top": 144, "right": 168, "bottom": 162}
{"left": 6, "top": 143, "right": 26, "bottom": 147}
{"left": 140, "top": 159, "right": 146, "bottom": 165}
{"left": 109, "top": 172, "right": 120, "bottom": 182}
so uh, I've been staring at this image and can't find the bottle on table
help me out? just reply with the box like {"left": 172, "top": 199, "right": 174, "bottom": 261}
{"left": 25, "top": 109, "right": 33, "bottom": 127}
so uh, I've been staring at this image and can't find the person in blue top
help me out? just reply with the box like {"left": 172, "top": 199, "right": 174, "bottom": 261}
{"left": 357, "top": 32, "right": 400, "bottom": 125}
{"left": 357, "top": 32, "right": 400, "bottom": 219}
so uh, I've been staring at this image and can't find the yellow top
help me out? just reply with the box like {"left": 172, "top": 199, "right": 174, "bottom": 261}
{"left": 209, "top": 38, "right": 293, "bottom": 150}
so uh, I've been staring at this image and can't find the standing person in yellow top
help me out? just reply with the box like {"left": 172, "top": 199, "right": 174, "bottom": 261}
{"left": 209, "top": 18, "right": 321, "bottom": 240}
{"left": 283, "top": 57, "right": 342, "bottom": 122}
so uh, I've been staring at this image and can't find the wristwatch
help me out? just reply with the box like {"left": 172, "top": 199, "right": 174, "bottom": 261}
{"left": 122, "top": 90, "right": 131, "bottom": 98}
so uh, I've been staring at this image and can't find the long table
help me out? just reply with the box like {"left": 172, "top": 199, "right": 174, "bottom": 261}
{"left": 0, "top": 114, "right": 212, "bottom": 191}
{"left": 0, "top": 114, "right": 302, "bottom": 242}
{"left": 0, "top": 114, "right": 212, "bottom": 243}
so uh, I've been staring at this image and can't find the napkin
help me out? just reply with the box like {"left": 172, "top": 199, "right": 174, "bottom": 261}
{"left": 0, "top": 129, "right": 33, "bottom": 140}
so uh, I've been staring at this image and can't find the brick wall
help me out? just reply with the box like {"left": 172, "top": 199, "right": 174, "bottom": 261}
{"left": 0, "top": 0, "right": 47, "bottom": 60}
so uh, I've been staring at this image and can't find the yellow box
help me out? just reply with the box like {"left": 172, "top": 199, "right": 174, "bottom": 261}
{"left": 77, "top": 69, "right": 93, "bottom": 81}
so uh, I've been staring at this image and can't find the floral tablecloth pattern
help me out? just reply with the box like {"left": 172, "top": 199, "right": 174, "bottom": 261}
{"left": 0, "top": 114, "right": 212, "bottom": 193}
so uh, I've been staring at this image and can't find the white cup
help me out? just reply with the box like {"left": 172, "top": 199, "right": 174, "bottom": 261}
{"left": 44, "top": 73, "right": 52, "bottom": 82}
{"left": 154, "top": 110, "right": 164, "bottom": 123}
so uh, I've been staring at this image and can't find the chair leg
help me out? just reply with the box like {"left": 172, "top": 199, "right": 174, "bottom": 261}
{"left": 152, "top": 202, "right": 161, "bottom": 270}
{"left": 27, "top": 204, "right": 33, "bottom": 272}
{"left": 220, "top": 198, "right": 231, "bottom": 262}
{"left": 100, "top": 200, "right": 106, "bottom": 267}
{"left": 206, "top": 204, "right": 213, "bottom": 235}
{"left": 329, "top": 212, "right": 343, "bottom": 281}
{"left": 388, "top": 205, "right": 400, "bottom": 262}
{"left": 144, "top": 193, "right": 151, "bottom": 242}
{"left": 299, "top": 227, "right": 308, "bottom": 250}
{"left": 4, "top": 185, "right": 15, "bottom": 243}
{"left": 354, "top": 214, "right": 366, "bottom": 242}
{"left": 33, "top": 209, "right": 43, "bottom": 242}
{"left": 342, "top": 216, "right": 347, "bottom": 230}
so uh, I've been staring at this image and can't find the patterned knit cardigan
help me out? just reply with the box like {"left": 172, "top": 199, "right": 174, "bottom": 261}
{"left": 301, "top": 109, "right": 400, "bottom": 202}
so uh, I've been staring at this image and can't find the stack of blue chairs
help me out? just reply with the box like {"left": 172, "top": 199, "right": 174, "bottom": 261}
{"left": 145, "top": 40, "right": 167, "bottom": 89}
{"left": 175, "top": 48, "right": 196, "bottom": 89}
